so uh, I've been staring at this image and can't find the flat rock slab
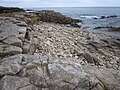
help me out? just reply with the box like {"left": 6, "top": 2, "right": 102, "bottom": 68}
{"left": 0, "top": 54, "right": 103, "bottom": 90}
{"left": 0, "top": 17, "right": 27, "bottom": 56}
{"left": 0, "top": 75, "right": 33, "bottom": 90}
{"left": 83, "top": 65, "right": 120, "bottom": 90}
{"left": 2, "top": 35, "right": 22, "bottom": 47}
{"left": 0, "top": 45, "right": 22, "bottom": 56}
{"left": 16, "top": 22, "right": 27, "bottom": 27}
{"left": 0, "top": 17, "right": 27, "bottom": 41}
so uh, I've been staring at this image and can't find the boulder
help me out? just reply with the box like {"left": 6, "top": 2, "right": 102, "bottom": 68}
{"left": 93, "top": 17, "right": 98, "bottom": 19}
{"left": 83, "top": 66, "right": 120, "bottom": 90}
{"left": 83, "top": 52, "right": 101, "bottom": 65}
{"left": 100, "top": 16, "right": 106, "bottom": 19}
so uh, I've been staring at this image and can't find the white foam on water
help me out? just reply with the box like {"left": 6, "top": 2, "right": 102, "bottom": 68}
{"left": 80, "top": 16, "right": 99, "bottom": 19}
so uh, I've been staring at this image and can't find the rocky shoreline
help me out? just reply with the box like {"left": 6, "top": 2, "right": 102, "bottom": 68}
{"left": 94, "top": 26, "right": 120, "bottom": 32}
{"left": 0, "top": 7, "right": 120, "bottom": 90}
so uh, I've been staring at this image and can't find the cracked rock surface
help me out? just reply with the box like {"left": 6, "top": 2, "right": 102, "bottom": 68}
{"left": 0, "top": 11, "right": 120, "bottom": 90}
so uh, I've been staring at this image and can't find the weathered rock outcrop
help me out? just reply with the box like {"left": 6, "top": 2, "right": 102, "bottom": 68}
{"left": 0, "top": 54, "right": 103, "bottom": 90}
{"left": 35, "top": 10, "right": 82, "bottom": 27}
{"left": 94, "top": 26, "right": 120, "bottom": 32}
{"left": 0, "top": 6, "right": 25, "bottom": 14}
{"left": 24, "top": 13, "right": 40, "bottom": 25}
{"left": 100, "top": 15, "right": 117, "bottom": 19}
{"left": 0, "top": 17, "right": 27, "bottom": 57}
{"left": 108, "top": 27, "right": 120, "bottom": 32}
{"left": 0, "top": 10, "right": 120, "bottom": 90}
{"left": 83, "top": 65, "right": 120, "bottom": 90}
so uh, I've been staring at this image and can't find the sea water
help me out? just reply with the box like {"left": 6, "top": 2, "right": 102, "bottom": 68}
{"left": 32, "top": 7, "right": 120, "bottom": 38}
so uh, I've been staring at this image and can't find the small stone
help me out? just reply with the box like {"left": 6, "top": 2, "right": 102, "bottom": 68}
{"left": 45, "top": 40, "right": 51, "bottom": 45}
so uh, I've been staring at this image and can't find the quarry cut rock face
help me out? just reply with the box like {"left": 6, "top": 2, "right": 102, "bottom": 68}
{"left": 0, "top": 9, "right": 120, "bottom": 90}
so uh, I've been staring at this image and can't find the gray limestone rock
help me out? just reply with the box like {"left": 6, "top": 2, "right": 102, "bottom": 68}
{"left": 0, "top": 75, "right": 31, "bottom": 90}
{"left": 0, "top": 54, "right": 102, "bottom": 90}
{"left": 0, "top": 45, "right": 22, "bottom": 56}
{"left": 22, "top": 42, "right": 31, "bottom": 54}
{"left": 0, "top": 13, "right": 120, "bottom": 90}
{"left": 83, "top": 52, "right": 101, "bottom": 65}
{"left": 83, "top": 65, "right": 120, "bottom": 90}
{"left": 17, "top": 26, "right": 27, "bottom": 41}
{"left": 3, "top": 35, "right": 22, "bottom": 47}
{"left": 0, "top": 63, "right": 21, "bottom": 76}
{"left": 16, "top": 22, "right": 27, "bottom": 27}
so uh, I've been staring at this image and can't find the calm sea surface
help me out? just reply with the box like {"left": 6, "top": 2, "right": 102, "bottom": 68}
{"left": 32, "top": 7, "right": 120, "bottom": 38}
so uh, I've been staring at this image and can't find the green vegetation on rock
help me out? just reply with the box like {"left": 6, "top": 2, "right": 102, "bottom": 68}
{"left": 0, "top": 6, "right": 25, "bottom": 13}
{"left": 35, "top": 10, "right": 82, "bottom": 27}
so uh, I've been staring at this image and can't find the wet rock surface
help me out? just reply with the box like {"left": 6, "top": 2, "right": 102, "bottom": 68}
{"left": 0, "top": 11, "right": 120, "bottom": 90}
{"left": 97, "top": 15, "right": 118, "bottom": 19}
{"left": 94, "top": 26, "right": 120, "bottom": 32}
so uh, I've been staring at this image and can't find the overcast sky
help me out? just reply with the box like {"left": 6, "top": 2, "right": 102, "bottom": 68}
{"left": 0, "top": 0, "right": 120, "bottom": 8}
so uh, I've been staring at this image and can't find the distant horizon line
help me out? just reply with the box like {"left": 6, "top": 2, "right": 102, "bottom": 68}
{"left": 1, "top": 6, "right": 120, "bottom": 8}
{"left": 25, "top": 6, "right": 120, "bottom": 8}
{"left": 0, "top": 5, "right": 120, "bottom": 8}
{"left": 26, "top": 6, "right": 120, "bottom": 9}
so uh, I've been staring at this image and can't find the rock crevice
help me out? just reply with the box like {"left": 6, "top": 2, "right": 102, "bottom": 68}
{"left": 0, "top": 9, "right": 120, "bottom": 90}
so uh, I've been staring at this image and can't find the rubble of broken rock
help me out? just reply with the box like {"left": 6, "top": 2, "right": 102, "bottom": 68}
{"left": 0, "top": 11, "right": 120, "bottom": 90}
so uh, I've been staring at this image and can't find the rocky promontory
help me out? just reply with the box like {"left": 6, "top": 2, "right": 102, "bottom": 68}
{"left": 35, "top": 10, "right": 82, "bottom": 27}
{"left": 0, "top": 6, "right": 25, "bottom": 14}
{"left": 0, "top": 7, "right": 120, "bottom": 90}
